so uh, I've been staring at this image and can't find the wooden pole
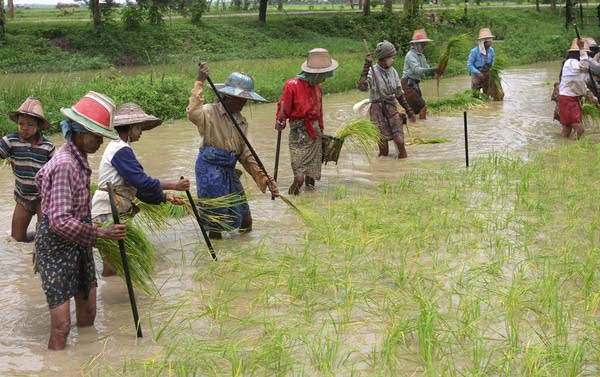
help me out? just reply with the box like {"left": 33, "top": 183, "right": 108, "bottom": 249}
{"left": 106, "top": 182, "right": 142, "bottom": 338}
{"left": 463, "top": 111, "right": 469, "bottom": 168}
{"left": 182, "top": 177, "right": 217, "bottom": 261}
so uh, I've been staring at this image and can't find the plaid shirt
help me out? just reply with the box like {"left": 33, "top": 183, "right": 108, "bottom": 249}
{"left": 36, "top": 142, "right": 97, "bottom": 247}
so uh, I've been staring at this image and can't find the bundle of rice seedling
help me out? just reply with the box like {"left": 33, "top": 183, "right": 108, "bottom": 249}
{"left": 95, "top": 220, "right": 158, "bottom": 296}
{"left": 191, "top": 192, "right": 250, "bottom": 232}
{"left": 436, "top": 34, "right": 468, "bottom": 96}
{"left": 328, "top": 119, "right": 380, "bottom": 162}
{"left": 428, "top": 90, "right": 486, "bottom": 113}
{"left": 582, "top": 102, "right": 600, "bottom": 119}
{"left": 485, "top": 56, "right": 506, "bottom": 101}
{"left": 134, "top": 200, "right": 187, "bottom": 235}
{"left": 407, "top": 137, "right": 450, "bottom": 145}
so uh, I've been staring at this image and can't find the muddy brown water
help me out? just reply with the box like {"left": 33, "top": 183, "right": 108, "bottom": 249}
{"left": 0, "top": 62, "right": 571, "bottom": 375}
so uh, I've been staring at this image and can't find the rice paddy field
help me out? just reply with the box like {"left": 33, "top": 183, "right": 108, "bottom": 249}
{"left": 89, "top": 136, "right": 600, "bottom": 376}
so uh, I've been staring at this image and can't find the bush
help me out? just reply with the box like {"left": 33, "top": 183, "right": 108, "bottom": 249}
{"left": 121, "top": 5, "right": 144, "bottom": 30}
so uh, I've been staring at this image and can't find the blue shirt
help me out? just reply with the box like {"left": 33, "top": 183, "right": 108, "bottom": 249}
{"left": 111, "top": 146, "right": 165, "bottom": 204}
{"left": 467, "top": 46, "right": 495, "bottom": 76}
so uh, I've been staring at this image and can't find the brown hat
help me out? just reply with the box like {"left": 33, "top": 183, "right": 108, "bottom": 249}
{"left": 568, "top": 38, "right": 591, "bottom": 52}
{"left": 477, "top": 28, "right": 495, "bottom": 40}
{"left": 410, "top": 29, "right": 433, "bottom": 43}
{"left": 301, "top": 48, "right": 339, "bottom": 73}
{"left": 113, "top": 103, "right": 162, "bottom": 131}
{"left": 8, "top": 97, "right": 51, "bottom": 130}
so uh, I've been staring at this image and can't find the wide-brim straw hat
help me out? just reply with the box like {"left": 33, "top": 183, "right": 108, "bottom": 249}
{"left": 113, "top": 103, "right": 162, "bottom": 131}
{"left": 410, "top": 29, "right": 433, "bottom": 43}
{"left": 477, "top": 28, "right": 495, "bottom": 40}
{"left": 8, "top": 97, "right": 51, "bottom": 130}
{"left": 60, "top": 91, "right": 118, "bottom": 140}
{"left": 214, "top": 71, "right": 268, "bottom": 102}
{"left": 568, "top": 38, "right": 591, "bottom": 52}
{"left": 301, "top": 48, "right": 339, "bottom": 73}
{"left": 585, "top": 37, "right": 598, "bottom": 48}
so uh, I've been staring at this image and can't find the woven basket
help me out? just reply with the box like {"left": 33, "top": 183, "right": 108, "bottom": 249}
{"left": 322, "top": 134, "right": 344, "bottom": 165}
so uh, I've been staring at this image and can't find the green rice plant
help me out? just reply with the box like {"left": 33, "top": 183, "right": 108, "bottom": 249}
{"left": 428, "top": 90, "right": 487, "bottom": 114}
{"left": 414, "top": 291, "right": 440, "bottom": 375}
{"left": 407, "top": 137, "right": 450, "bottom": 145}
{"left": 323, "top": 118, "right": 380, "bottom": 162}
{"left": 486, "top": 55, "right": 506, "bottom": 101}
{"left": 134, "top": 200, "right": 187, "bottom": 236}
{"left": 95, "top": 220, "right": 158, "bottom": 296}
{"left": 436, "top": 34, "right": 469, "bottom": 96}
{"left": 302, "top": 325, "right": 342, "bottom": 374}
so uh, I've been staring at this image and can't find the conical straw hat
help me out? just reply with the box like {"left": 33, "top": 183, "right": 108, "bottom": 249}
{"left": 113, "top": 103, "right": 162, "bottom": 131}
{"left": 8, "top": 97, "right": 51, "bottom": 130}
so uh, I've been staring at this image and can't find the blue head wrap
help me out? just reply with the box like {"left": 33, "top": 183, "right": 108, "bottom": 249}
{"left": 60, "top": 119, "right": 88, "bottom": 141}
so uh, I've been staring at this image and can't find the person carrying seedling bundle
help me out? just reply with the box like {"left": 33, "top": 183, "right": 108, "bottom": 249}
{"left": 557, "top": 38, "right": 594, "bottom": 139}
{"left": 34, "top": 91, "right": 127, "bottom": 350}
{"left": 357, "top": 40, "right": 417, "bottom": 159}
{"left": 402, "top": 29, "right": 440, "bottom": 120}
{"left": 467, "top": 28, "right": 496, "bottom": 97}
{"left": 188, "top": 63, "right": 279, "bottom": 239}
{"left": 91, "top": 103, "right": 190, "bottom": 277}
{"left": 0, "top": 97, "right": 55, "bottom": 242}
{"left": 275, "top": 48, "right": 338, "bottom": 195}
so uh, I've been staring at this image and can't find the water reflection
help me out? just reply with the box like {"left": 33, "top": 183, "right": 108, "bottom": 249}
{"left": 0, "top": 62, "right": 572, "bottom": 375}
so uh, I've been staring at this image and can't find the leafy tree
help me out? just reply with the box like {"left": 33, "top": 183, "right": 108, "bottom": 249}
{"left": 190, "top": 0, "right": 206, "bottom": 25}
{"left": 258, "top": 0, "right": 267, "bottom": 22}
{"left": 363, "top": 0, "right": 370, "bottom": 15}
{"left": 121, "top": 4, "right": 144, "bottom": 30}
{"left": 137, "top": 0, "right": 171, "bottom": 25}
{"left": 384, "top": 0, "right": 392, "bottom": 12}
{"left": 403, "top": 0, "right": 419, "bottom": 18}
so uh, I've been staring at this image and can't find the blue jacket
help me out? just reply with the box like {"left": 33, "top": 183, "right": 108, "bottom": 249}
{"left": 467, "top": 46, "right": 495, "bottom": 76}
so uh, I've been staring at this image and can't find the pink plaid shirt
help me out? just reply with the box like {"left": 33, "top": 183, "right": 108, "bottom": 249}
{"left": 36, "top": 142, "right": 98, "bottom": 247}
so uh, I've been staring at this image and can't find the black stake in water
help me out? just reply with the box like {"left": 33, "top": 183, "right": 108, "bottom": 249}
{"left": 106, "top": 182, "right": 142, "bottom": 338}
{"left": 272, "top": 130, "right": 282, "bottom": 201}
{"left": 182, "top": 176, "right": 217, "bottom": 261}
{"left": 273, "top": 102, "right": 285, "bottom": 201}
{"left": 463, "top": 111, "right": 469, "bottom": 168}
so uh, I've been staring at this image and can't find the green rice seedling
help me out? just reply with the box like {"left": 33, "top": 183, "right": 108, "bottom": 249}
{"left": 486, "top": 56, "right": 506, "bottom": 101}
{"left": 407, "top": 137, "right": 450, "bottom": 145}
{"left": 331, "top": 118, "right": 380, "bottom": 161}
{"left": 436, "top": 34, "right": 469, "bottom": 96}
{"left": 428, "top": 90, "right": 487, "bottom": 114}
{"left": 95, "top": 220, "right": 158, "bottom": 296}
{"left": 414, "top": 291, "right": 440, "bottom": 375}
{"left": 302, "top": 325, "right": 343, "bottom": 374}
{"left": 134, "top": 200, "right": 186, "bottom": 236}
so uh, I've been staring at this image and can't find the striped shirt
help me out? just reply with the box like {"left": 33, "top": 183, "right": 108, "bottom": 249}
{"left": 35, "top": 142, "right": 98, "bottom": 247}
{"left": 0, "top": 132, "right": 55, "bottom": 201}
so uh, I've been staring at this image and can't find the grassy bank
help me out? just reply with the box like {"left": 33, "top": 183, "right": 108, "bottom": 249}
{"left": 0, "top": 7, "right": 593, "bottom": 134}
{"left": 90, "top": 138, "right": 600, "bottom": 376}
